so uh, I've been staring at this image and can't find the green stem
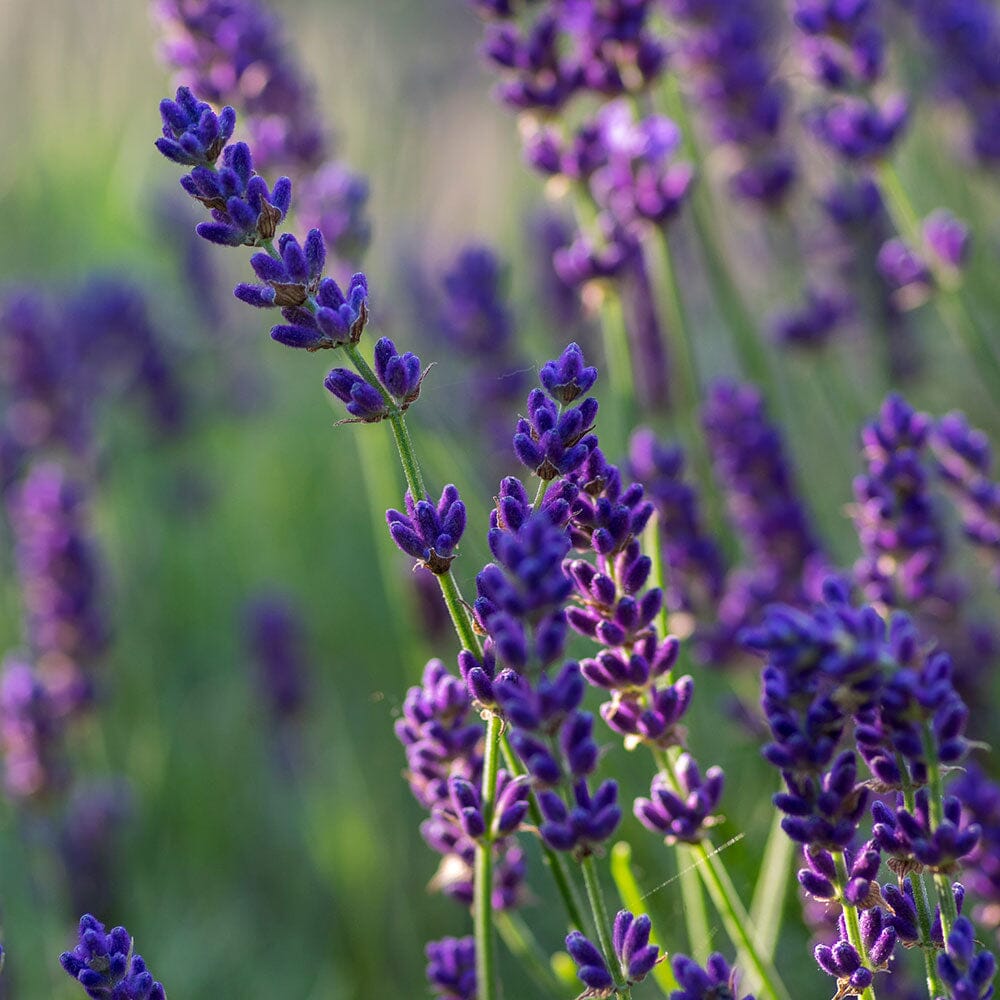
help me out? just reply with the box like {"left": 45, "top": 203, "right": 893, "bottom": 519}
{"left": 877, "top": 162, "right": 1000, "bottom": 405}
{"left": 643, "top": 514, "right": 671, "bottom": 647}
{"left": 435, "top": 568, "right": 480, "bottom": 659}
{"left": 609, "top": 842, "right": 679, "bottom": 994}
{"left": 581, "top": 854, "right": 619, "bottom": 981}
{"left": 498, "top": 735, "right": 588, "bottom": 932}
{"left": 496, "top": 911, "right": 563, "bottom": 995}
{"left": 896, "top": 755, "right": 946, "bottom": 998}
{"left": 834, "top": 853, "right": 877, "bottom": 1000}
{"left": 748, "top": 807, "right": 795, "bottom": 963}
{"left": 647, "top": 229, "right": 701, "bottom": 417}
{"left": 649, "top": 751, "right": 790, "bottom": 1000}
{"left": 689, "top": 841, "right": 792, "bottom": 1000}
{"left": 921, "top": 727, "right": 958, "bottom": 938}
{"left": 475, "top": 714, "right": 503, "bottom": 1000}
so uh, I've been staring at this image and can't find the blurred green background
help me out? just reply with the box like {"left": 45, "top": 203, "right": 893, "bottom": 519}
{"left": 1, "top": 1, "right": 999, "bottom": 998}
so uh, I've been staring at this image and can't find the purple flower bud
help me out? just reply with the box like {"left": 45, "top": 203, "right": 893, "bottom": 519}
{"left": 387, "top": 485, "right": 467, "bottom": 573}
{"left": 565, "top": 931, "right": 614, "bottom": 991}
{"left": 539, "top": 342, "right": 597, "bottom": 404}
{"left": 373, "top": 337, "right": 425, "bottom": 404}
{"left": 60, "top": 914, "right": 166, "bottom": 999}
{"left": 426, "top": 936, "right": 476, "bottom": 1000}
{"left": 323, "top": 368, "right": 389, "bottom": 423}
{"left": 923, "top": 209, "right": 971, "bottom": 270}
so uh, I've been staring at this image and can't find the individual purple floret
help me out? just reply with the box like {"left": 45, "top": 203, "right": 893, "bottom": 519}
{"left": 634, "top": 753, "right": 723, "bottom": 844}
{"left": 924, "top": 210, "right": 972, "bottom": 271}
{"left": 244, "top": 592, "right": 310, "bottom": 721}
{"left": 387, "top": 486, "right": 467, "bottom": 574}
{"left": 539, "top": 341, "right": 597, "bottom": 405}
{"left": 373, "top": 337, "right": 426, "bottom": 405}
{"left": 447, "top": 772, "right": 530, "bottom": 841}
{"left": 565, "top": 931, "right": 614, "bottom": 993}
{"left": 876, "top": 239, "right": 932, "bottom": 308}
{"left": 323, "top": 369, "right": 389, "bottom": 423}
{"left": 538, "top": 778, "right": 621, "bottom": 855}
{"left": 670, "top": 953, "right": 755, "bottom": 1000}
{"left": 155, "top": 85, "right": 235, "bottom": 167}
{"left": 612, "top": 910, "right": 660, "bottom": 984}
{"left": 60, "top": 914, "right": 166, "bottom": 999}
{"left": 814, "top": 938, "right": 874, "bottom": 996}
{"left": 426, "top": 937, "right": 476, "bottom": 1000}
{"left": 937, "top": 916, "right": 996, "bottom": 1000}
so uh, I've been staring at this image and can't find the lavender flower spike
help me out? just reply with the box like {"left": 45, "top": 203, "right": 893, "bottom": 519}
{"left": 60, "top": 914, "right": 166, "bottom": 999}
{"left": 937, "top": 916, "right": 996, "bottom": 1000}
{"left": 670, "top": 953, "right": 755, "bottom": 1000}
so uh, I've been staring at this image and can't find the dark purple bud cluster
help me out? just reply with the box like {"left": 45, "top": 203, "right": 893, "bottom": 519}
{"left": 425, "top": 936, "right": 477, "bottom": 1000}
{"left": 565, "top": 909, "right": 661, "bottom": 993}
{"left": 60, "top": 914, "right": 165, "bottom": 999}
{"left": 808, "top": 95, "right": 909, "bottom": 163}
{"left": 771, "top": 288, "right": 849, "bottom": 350}
{"left": 475, "top": 513, "right": 573, "bottom": 670}
{"left": 158, "top": 92, "right": 292, "bottom": 248}
{"left": 702, "top": 379, "right": 826, "bottom": 662}
{"left": 395, "top": 660, "right": 525, "bottom": 909}
{"left": 903, "top": 0, "right": 1000, "bottom": 163}
{"left": 938, "top": 916, "right": 996, "bottom": 1000}
{"left": 244, "top": 592, "right": 310, "bottom": 721}
{"left": 634, "top": 752, "right": 723, "bottom": 844}
{"left": 537, "top": 777, "right": 621, "bottom": 855}
{"left": 477, "top": 1, "right": 666, "bottom": 114}
{"left": 669, "top": 952, "right": 755, "bottom": 1000}
{"left": 326, "top": 337, "right": 426, "bottom": 422}
{"left": 799, "top": 841, "right": 881, "bottom": 905}
{"left": 853, "top": 394, "right": 953, "bottom": 608}
{"left": 872, "top": 790, "right": 980, "bottom": 874}
{"left": 387, "top": 486, "right": 467, "bottom": 575}
{"left": 628, "top": 428, "right": 725, "bottom": 625}
{"left": 663, "top": 0, "right": 795, "bottom": 206}
{"left": 514, "top": 388, "right": 598, "bottom": 482}
{"left": 794, "top": 0, "right": 885, "bottom": 89}
{"left": 932, "top": 411, "right": 1000, "bottom": 586}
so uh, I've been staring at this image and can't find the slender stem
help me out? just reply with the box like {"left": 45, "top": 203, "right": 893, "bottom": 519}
{"left": 436, "top": 568, "right": 480, "bottom": 658}
{"left": 643, "top": 514, "right": 671, "bottom": 648}
{"left": 921, "top": 726, "right": 958, "bottom": 937}
{"left": 609, "top": 842, "right": 679, "bottom": 994}
{"left": 877, "top": 162, "right": 1000, "bottom": 407}
{"left": 581, "top": 854, "right": 619, "bottom": 980}
{"left": 647, "top": 229, "right": 701, "bottom": 417}
{"left": 896, "top": 754, "right": 946, "bottom": 998}
{"left": 496, "top": 911, "right": 563, "bottom": 995}
{"left": 474, "top": 714, "right": 503, "bottom": 1000}
{"left": 690, "top": 841, "right": 793, "bottom": 1000}
{"left": 748, "top": 807, "right": 795, "bottom": 963}
{"left": 651, "top": 749, "right": 791, "bottom": 1000}
{"left": 834, "top": 853, "right": 877, "bottom": 1000}
{"left": 498, "top": 734, "right": 588, "bottom": 933}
